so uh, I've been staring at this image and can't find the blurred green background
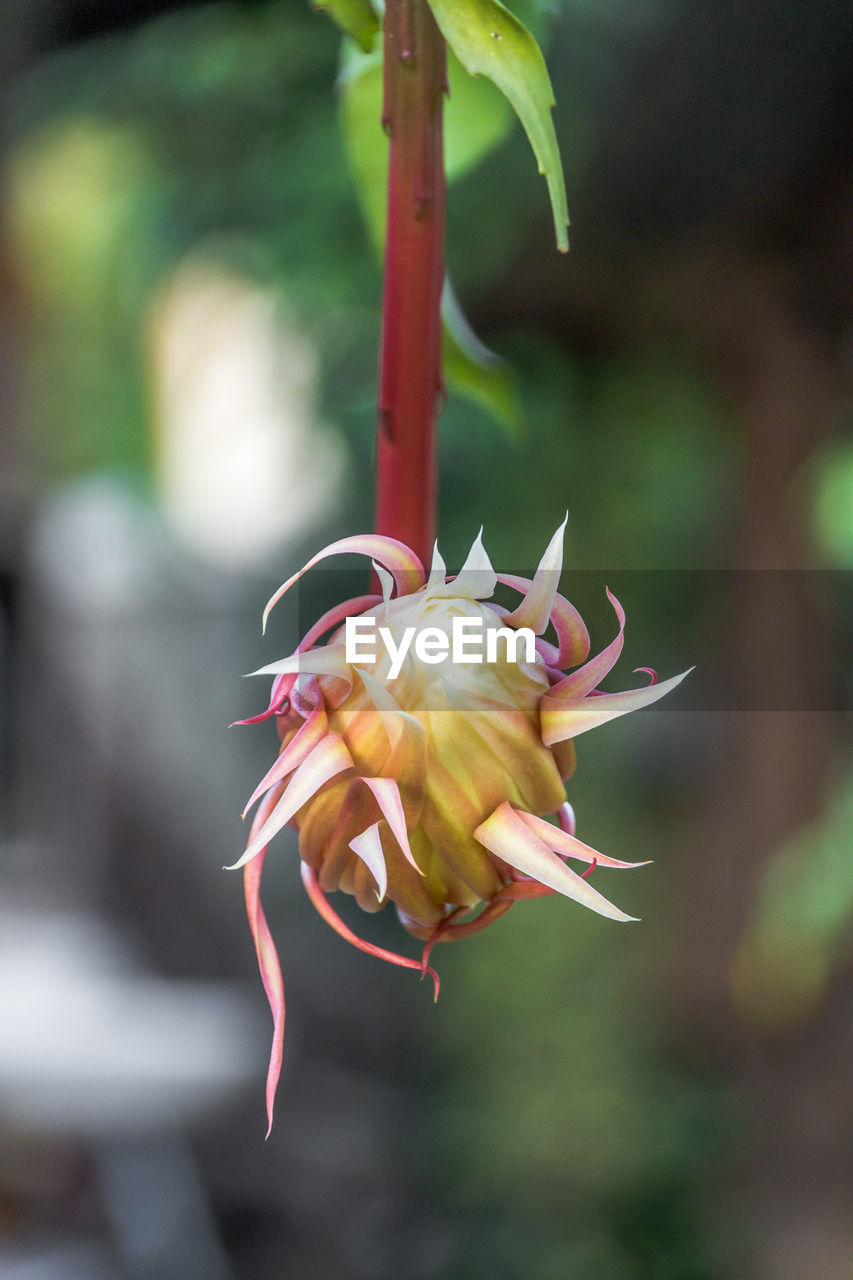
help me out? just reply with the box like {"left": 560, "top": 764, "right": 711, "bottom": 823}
{"left": 0, "top": 2, "right": 851, "bottom": 1279}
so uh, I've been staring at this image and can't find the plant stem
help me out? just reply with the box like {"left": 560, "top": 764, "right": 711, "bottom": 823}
{"left": 375, "top": 0, "right": 447, "bottom": 566}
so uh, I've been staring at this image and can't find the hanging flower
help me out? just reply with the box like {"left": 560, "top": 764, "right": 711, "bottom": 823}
{"left": 231, "top": 518, "right": 689, "bottom": 1131}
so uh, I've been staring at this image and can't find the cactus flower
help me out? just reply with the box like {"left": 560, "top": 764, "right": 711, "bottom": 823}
{"left": 232, "top": 519, "right": 688, "bottom": 1131}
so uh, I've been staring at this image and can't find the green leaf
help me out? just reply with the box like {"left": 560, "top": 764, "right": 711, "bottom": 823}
{"left": 311, "top": 0, "right": 379, "bottom": 53}
{"left": 338, "top": 45, "right": 385, "bottom": 250}
{"left": 442, "top": 281, "right": 525, "bottom": 439}
{"left": 339, "top": 46, "right": 514, "bottom": 247}
{"left": 426, "top": 0, "right": 569, "bottom": 252}
{"left": 445, "top": 51, "right": 514, "bottom": 183}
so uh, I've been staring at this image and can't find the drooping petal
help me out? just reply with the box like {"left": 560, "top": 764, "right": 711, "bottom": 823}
{"left": 504, "top": 513, "right": 567, "bottom": 634}
{"left": 474, "top": 802, "right": 636, "bottom": 921}
{"left": 242, "top": 700, "right": 329, "bottom": 818}
{"left": 362, "top": 776, "right": 421, "bottom": 872}
{"left": 517, "top": 810, "right": 650, "bottom": 869}
{"left": 300, "top": 862, "right": 440, "bottom": 999}
{"left": 541, "top": 668, "right": 692, "bottom": 746}
{"left": 262, "top": 535, "right": 424, "bottom": 632}
{"left": 227, "top": 734, "right": 354, "bottom": 870}
{"left": 547, "top": 589, "right": 626, "bottom": 702}
{"left": 349, "top": 823, "right": 388, "bottom": 901}
{"left": 431, "top": 528, "right": 497, "bottom": 601}
{"left": 242, "top": 783, "right": 287, "bottom": 1137}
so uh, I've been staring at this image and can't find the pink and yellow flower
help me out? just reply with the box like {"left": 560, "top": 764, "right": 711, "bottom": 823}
{"left": 233, "top": 519, "right": 688, "bottom": 1131}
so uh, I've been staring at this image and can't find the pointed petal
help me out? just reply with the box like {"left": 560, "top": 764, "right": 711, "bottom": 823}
{"left": 262, "top": 535, "right": 425, "bottom": 632}
{"left": 362, "top": 776, "right": 421, "bottom": 872}
{"left": 542, "top": 667, "right": 693, "bottom": 745}
{"left": 498, "top": 574, "right": 590, "bottom": 668}
{"left": 242, "top": 700, "right": 329, "bottom": 817}
{"left": 427, "top": 541, "right": 447, "bottom": 589}
{"left": 432, "top": 528, "right": 497, "bottom": 600}
{"left": 517, "top": 810, "right": 650, "bottom": 869}
{"left": 349, "top": 823, "right": 388, "bottom": 901}
{"left": 300, "top": 863, "right": 439, "bottom": 999}
{"left": 548, "top": 589, "right": 626, "bottom": 701}
{"left": 242, "top": 784, "right": 287, "bottom": 1136}
{"left": 474, "top": 803, "right": 636, "bottom": 922}
{"left": 505, "top": 513, "right": 567, "bottom": 634}
{"left": 248, "top": 642, "right": 351, "bottom": 680}
{"left": 372, "top": 560, "right": 394, "bottom": 610}
{"left": 227, "top": 734, "right": 354, "bottom": 869}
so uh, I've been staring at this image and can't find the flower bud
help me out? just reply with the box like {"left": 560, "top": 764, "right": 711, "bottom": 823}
{"left": 232, "top": 520, "right": 689, "bottom": 1129}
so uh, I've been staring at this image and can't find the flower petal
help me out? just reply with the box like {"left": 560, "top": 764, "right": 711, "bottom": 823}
{"left": 496, "top": 880, "right": 557, "bottom": 900}
{"left": 549, "top": 590, "right": 591, "bottom": 667}
{"left": 227, "top": 734, "right": 354, "bottom": 869}
{"left": 557, "top": 801, "right": 576, "bottom": 836}
{"left": 474, "top": 802, "right": 636, "bottom": 921}
{"left": 362, "top": 776, "right": 421, "bottom": 872}
{"left": 427, "top": 541, "right": 447, "bottom": 589}
{"left": 248, "top": 642, "right": 351, "bottom": 680}
{"left": 504, "top": 513, "right": 567, "bottom": 634}
{"left": 300, "top": 862, "right": 440, "bottom": 999}
{"left": 431, "top": 527, "right": 497, "bottom": 600}
{"left": 541, "top": 667, "right": 692, "bottom": 746}
{"left": 497, "top": 573, "right": 590, "bottom": 668}
{"left": 242, "top": 783, "right": 287, "bottom": 1137}
{"left": 262, "top": 535, "right": 424, "bottom": 632}
{"left": 547, "top": 588, "right": 626, "bottom": 701}
{"left": 298, "top": 594, "right": 382, "bottom": 652}
{"left": 517, "top": 810, "right": 650, "bottom": 869}
{"left": 372, "top": 560, "right": 394, "bottom": 611}
{"left": 349, "top": 823, "right": 388, "bottom": 901}
{"left": 242, "top": 700, "right": 330, "bottom": 818}
{"left": 356, "top": 667, "right": 411, "bottom": 753}
{"left": 230, "top": 672, "right": 296, "bottom": 726}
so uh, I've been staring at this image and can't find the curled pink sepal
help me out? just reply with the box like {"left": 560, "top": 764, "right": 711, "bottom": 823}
{"left": 262, "top": 535, "right": 425, "bottom": 633}
{"left": 300, "top": 863, "right": 440, "bottom": 1000}
{"left": 230, "top": 672, "right": 296, "bottom": 726}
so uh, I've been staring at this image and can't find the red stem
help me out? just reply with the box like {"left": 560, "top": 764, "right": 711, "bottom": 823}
{"left": 375, "top": 0, "right": 447, "bottom": 566}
